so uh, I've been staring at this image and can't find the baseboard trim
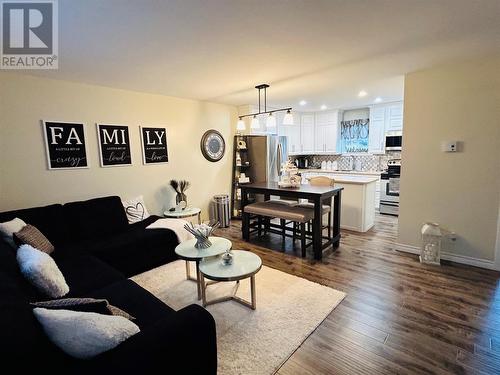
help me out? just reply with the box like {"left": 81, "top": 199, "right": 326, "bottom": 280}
{"left": 394, "top": 243, "right": 499, "bottom": 271}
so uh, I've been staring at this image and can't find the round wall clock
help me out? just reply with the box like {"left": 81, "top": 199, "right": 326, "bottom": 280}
{"left": 200, "top": 130, "right": 225, "bottom": 162}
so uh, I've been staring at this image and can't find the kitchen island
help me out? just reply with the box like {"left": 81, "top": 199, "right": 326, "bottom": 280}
{"left": 301, "top": 171, "right": 378, "bottom": 232}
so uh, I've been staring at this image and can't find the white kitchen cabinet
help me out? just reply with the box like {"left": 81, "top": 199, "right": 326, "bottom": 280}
{"left": 386, "top": 102, "right": 404, "bottom": 132}
{"left": 280, "top": 124, "right": 301, "bottom": 154}
{"left": 314, "top": 111, "right": 339, "bottom": 154}
{"left": 368, "top": 105, "right": 386, "bottom": 154}
{"left": 300, "top": 114, "right": 315, "bottom": 153}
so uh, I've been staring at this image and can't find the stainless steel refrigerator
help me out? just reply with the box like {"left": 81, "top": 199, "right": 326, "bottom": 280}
{"left": 245, "top": 135, "right": 288, "bottom": 184}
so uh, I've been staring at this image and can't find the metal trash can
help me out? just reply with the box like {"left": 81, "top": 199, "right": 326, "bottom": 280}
{"left": 213, "top": 194, "right": 230, "bottom": 227}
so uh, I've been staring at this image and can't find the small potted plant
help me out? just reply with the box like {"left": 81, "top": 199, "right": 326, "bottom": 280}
{"left": 170, "top": 179, "right": 190, "bottom": 209}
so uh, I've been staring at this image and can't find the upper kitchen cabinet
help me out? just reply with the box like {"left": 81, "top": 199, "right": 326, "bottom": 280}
{"left": 278, "top": 111, "right": 301, "bottom": 154}
{"left": 368, "top": 105, "right": 386, "bottom": 154}
{"left": 386, "top": 102, "right": 404, "bottom": 132}
{"left": 300, "top": 114, "right": 315, "bottom": 153}
{"left": 314, "top": 110, "right": 339, "bottom": 154}
{"left": 368, "top": 101, "right": 404, "bottom": 153}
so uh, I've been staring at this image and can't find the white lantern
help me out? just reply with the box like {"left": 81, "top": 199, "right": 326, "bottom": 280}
{"left": 420, "top": 222, "right": 442, "bottom": 265}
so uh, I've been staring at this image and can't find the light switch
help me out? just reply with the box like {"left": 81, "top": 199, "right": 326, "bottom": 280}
{"left": 441, "top": 141, "right": 458, "bottom": 152}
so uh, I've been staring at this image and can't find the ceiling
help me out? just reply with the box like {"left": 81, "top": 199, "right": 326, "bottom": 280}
{"left": 29, "top": 0, "right": 500, "bottom": 110}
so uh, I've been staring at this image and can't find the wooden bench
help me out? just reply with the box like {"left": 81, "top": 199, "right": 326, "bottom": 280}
{"left": 243, "top": 201, "right": 314, "bottom": 257}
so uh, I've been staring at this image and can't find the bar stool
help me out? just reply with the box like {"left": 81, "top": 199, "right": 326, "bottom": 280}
{"left": 298, "top": 176, "right": 334, "bottom": 239}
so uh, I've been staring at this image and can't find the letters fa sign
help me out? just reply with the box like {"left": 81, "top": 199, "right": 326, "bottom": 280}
{"left": 43, "top": 121, "right": 88, "bottom": 169}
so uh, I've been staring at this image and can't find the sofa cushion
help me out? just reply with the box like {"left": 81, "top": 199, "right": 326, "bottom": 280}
{"left": 0, "top": 204, "right": 65, "bottom": 246}
{"left": 17, "top": 244, "right": 69, "bottom": 299}
{"left": 54, "top": 254, "right": 125, "bottom": 298}
{"left": 62, "top": 196, "right": 128, "bottom": 242}
{"left": 33, "top": 307, "right": 140, "bottom": 359}
{"left": 0, "top": 217, "right": 27, "bottom": 247}
{"left": 62, "top": 226, "right": 179, "bottom": 277}
{"left": 87, "top": 279, "right": 174, "bottom": 328}
{"left": 14, "top": 224, "right": 55, "bottom": 254}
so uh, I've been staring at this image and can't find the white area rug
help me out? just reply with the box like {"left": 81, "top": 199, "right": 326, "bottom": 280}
{"left": 131, "top": 260, "right": 346, "bottom": 375}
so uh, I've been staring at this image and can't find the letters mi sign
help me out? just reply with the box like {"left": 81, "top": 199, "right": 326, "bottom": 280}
{"left": 97, "top": 124, "right": 132, "bottom": 167}
{"left": 1, "top": 0, "right": 58, "bottom": 69}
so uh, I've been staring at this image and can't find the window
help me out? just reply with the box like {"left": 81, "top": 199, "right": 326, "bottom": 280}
{"left": 340, "top": 119, "right": 369, "bottom": 153}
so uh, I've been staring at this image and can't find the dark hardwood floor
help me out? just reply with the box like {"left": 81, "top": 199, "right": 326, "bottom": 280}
{"left": 216, "top": 214, "right": 500, "bottom": 375}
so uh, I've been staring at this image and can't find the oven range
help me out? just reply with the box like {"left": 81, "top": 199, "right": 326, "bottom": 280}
{"left": 380, "top": 159, "right": 401, "bottom": 216}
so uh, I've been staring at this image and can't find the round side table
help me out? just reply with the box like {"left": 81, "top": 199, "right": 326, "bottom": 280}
{"left": 164, "top": 207, "right": 201, "bottom": 224}
{"left": 199, "top": 250, "right": 262, "bottom": 310}
{"left": 174, "top": 237, "right": 232, "bottom": 300}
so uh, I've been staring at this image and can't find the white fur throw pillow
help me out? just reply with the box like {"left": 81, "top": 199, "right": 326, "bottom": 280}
{"left": 122, "top": 195, "right": 150, "bottom": 224}
{"left": 33, "top": 308, "right": 140, "bottom": 359}
{"left": 17, "top": 244, "right": 69, "bottom": 298}
{"left": 0, "top": 217, "right": 27, "bottom": 247}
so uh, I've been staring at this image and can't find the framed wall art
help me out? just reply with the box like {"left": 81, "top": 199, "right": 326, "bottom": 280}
{"left": 140, "top": 126, "right": 168, "bottom": 165}
{"left": 97, "top": 123, "right": 132, "bottom": 167}
{"left": 42, "top": 121, "right": 89, "bottom": 170}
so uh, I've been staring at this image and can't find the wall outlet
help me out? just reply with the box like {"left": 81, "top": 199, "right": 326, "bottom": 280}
{"left": 441, "top": 141, "right": 458, "bottom": 152}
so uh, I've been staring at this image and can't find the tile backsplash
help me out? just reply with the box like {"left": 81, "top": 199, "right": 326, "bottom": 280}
{"left": 295, "top": 151, "right": 401, "bottom": 172}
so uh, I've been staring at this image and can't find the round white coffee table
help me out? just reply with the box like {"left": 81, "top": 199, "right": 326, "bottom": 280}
{"left": 174, "top": 237, "right": 232, "bottom": 300}
{"left": 164, "top": 207, "right": 201, "bottom": 224}
{"left": 199, "top": 250, "right": 262, "bottom": 310}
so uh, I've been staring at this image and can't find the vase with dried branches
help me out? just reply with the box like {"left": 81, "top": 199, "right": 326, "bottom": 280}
{"left": 170, "top": 179, "right": 190, "bottom": 207}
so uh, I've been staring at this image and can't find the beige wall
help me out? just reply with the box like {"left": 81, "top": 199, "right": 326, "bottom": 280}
{"left": 398, "top": 56, "right": 500, "bottom": 266}
{"left": 0, "top": 73, "right": 237, "bottom": 219}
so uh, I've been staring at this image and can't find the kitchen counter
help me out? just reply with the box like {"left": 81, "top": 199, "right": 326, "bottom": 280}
{"left": 301, "top": 170, "right": 377, "bottom": 232}
{"left": 331, "top": 175, "right": 379, "bottom": 185}
{"left": 299, "top": 169, "right": 382, "bottom": 176}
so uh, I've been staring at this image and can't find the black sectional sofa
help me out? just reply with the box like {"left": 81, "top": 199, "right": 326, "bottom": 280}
{"left": 0, "top": 196, "right": 217, "bottom": 374}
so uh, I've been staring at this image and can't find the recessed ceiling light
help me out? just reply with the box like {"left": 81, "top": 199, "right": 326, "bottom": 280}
{"left": 320, "top": 105, "right": 327, "bottom": 110}
{"left": 299, "top": 100, "right": 307, "bottom": 106}
{"left": 358, "top": 90, "right": 367, "bottom": 97}
{"left": 374, "top": 97, "right": 382, "bottom": 103}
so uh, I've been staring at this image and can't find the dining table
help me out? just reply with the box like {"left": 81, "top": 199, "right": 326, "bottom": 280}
{"left": 240, "top": 182, "right": 343, "bottom": 260}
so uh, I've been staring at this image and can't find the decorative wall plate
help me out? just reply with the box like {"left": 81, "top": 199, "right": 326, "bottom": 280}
{"left": 200, "top": 130, "right": 225, "bottom": 162}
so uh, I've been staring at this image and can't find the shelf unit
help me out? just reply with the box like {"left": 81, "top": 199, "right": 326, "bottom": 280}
{"left": 231, "top": 135, "right": 254, "bottom": 219}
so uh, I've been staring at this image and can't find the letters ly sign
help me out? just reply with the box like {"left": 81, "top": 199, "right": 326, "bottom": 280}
{"left": 140, "top": 126, "right": 168, "bottom": 165}
{"left": 97, "top": 124, "right": 132, "bottom": 167}
{"left": 43, "top": 121, "right": 88, "bottom": 169}
{"left": 1, "top": 1, "right": 58, "bottom": 69}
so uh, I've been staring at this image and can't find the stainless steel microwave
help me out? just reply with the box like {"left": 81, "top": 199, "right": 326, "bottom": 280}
{"left": 385, "top": 131, "right": 402, "bottom": 151}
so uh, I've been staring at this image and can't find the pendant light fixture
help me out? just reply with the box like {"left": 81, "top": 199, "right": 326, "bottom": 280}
{"left": 283, "top": 109, "right": 294, "bottom": 125}
{"left": 250, "top": 115, "right": 260, "bottom": 129}
{"left": 266, "top": 112, "right": 276, "bottom": 127}
{"left": 236, "top": 84, "right": 293, "bottom": 129}
{"left": 236, "top": 117, "right": 246, "bottom": 131}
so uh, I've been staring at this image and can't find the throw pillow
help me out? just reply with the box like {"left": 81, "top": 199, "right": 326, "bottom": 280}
{"left": 17, "top": 244, "right": 69, "bottom": 298}
{"left": 14, "top": 224, "right": 54, "bottom": 254}
{"left": 122, "top": 195, "right": 150, "bottom": 224}
{"left": 0, "top": 217, "right": 27, "bottom": 248}
{"left": 33, "top": 307, "right": 140, "bottom": 359}
{"left": 31, "top": 298, "right": 135, "bottom": 320}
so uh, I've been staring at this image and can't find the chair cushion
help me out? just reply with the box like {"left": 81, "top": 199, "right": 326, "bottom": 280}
{"left": 62, "top": 196, "right": 129, "bottom": 242}
{"left": 296, "top": 202, "right": 331, "bottom": 213}
{"left": 266, "top": 199, "right": 298, "bottom": 207}
{"left": 244, "top": 202, "right": 314, "bottom": 223}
